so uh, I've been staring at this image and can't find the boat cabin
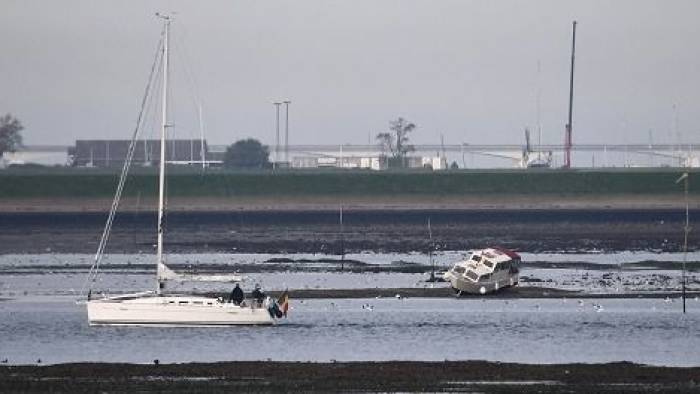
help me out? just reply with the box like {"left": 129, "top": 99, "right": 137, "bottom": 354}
{"left": 445, "top": 248, "right": 521, "bottom": 294}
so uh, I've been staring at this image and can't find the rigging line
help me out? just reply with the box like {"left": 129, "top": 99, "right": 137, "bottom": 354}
{"left": 172, "top": 23, "right": 202, "bottom": 107}
{"left": 87, "top": 38, "right": 164, "bottom": 293}
{"left": 80, "top": 33, "right": 165, "bottom": 299}
{"left": 170, "top": 36, "right": 199, "bottom": 163}
{"left": 141, "top": 50, "right": 165, "bottom": 158}
{"left": 171, "top": 28, "right": 207, "bottom": 164}
{"left": 144, "top": 59, "right": 165, "bottom": 148}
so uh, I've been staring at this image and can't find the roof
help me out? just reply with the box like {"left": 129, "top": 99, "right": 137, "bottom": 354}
{"left": 491, "top": 247, "right": 521, "bottom": 260}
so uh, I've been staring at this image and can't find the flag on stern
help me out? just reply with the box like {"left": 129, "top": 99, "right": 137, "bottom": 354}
{"left": 277, "top": 290, "right": 290, "bottom": 317}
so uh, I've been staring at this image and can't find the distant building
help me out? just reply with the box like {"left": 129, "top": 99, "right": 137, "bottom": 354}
{"left": 69, "top": 139, "right": 209, "bottom": 167}
{"left": 0, "top": 146, "right": 69, "bottom": 167}
{"left": 290, "top": 155, "right": 448, "bottom": 170}
{"left": 291, "top": 156, "right": 387, "bottom": 170}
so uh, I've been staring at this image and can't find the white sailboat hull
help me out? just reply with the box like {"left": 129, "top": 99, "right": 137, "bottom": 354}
{"left": 87, "top": 294, "right": 275, "bottom": 326}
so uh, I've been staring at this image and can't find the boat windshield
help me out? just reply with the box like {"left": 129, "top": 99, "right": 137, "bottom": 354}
{"left": 466, "top": 270, "right": 479, "bottom": 281}
{"left": 482, "top": 260, "right": 494, "bottom": 268}
{"left": 471, "top": 254, "right": 482, "bottom": 262}
{"left": 453, "top": 266, "right": 466, "bottom": 274}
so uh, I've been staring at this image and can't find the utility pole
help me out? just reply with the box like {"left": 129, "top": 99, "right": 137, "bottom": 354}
{"left": 273, "top": 102, "right": 282, "bottom": 169}
{"left": 564, "top": 20, "right": 577, "bottom": 169}
{"left": 428, "top": 217, "right": 435, "bottom": 282}
{"left": 283, "top": 100, "right": 291, "bottom": 165}
{"left": 676, "top": 172, "right": 690, "bottom": 314}
{"left": 339, "top": 204, "right": 345, "bottom": 272}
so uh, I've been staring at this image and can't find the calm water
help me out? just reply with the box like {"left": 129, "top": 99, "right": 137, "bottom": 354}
{"left": 1, "top": 252, "right": 699, "bottom": 366}
{"left": 1, "top": 296, "right": 699, "bottom": 366}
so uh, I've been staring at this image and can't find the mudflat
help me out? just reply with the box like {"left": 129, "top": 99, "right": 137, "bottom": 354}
{"left": 2, "top": 361, "right": 699, "bottom": 393}
{"left": 1, "top": 207, "right": 696, "bottom": 254}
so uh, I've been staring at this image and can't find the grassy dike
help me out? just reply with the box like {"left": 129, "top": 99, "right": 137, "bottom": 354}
{"left": 0, "top": 167, "right": 696, "bottom": 199}
{"left": 0, "top": 168, "right": 700, "bottom": 211}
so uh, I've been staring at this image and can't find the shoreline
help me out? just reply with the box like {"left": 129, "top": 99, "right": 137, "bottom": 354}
{"left": 0, "top": 194, "right": 698, "bottom": 213}
{"left": 3, "top": 360, "right": 699, "bottom": 392}
{"left": 3, "top": 287, "right": 699, "bottom": 301}
{"left": 260, "top": 286, "right": 700, "bottom": 299}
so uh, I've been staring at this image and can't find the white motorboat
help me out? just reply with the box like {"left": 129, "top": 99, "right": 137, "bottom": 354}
{"left": 444, "top": 248, "right": 521, "bottom": 295}
{"left": 84, "top": 15, "right": 284, "bottom": 326}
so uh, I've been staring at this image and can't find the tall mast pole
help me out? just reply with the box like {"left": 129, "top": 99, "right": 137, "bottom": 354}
{"left": 565, "top": 21, "right": 577, "bottom": 169}
{"left": 156, "top": 13, "right": 170, "bottom": 293}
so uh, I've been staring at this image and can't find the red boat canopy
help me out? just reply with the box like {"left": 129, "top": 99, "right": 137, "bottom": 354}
{"left": 493, "top": 247, "right": 521, "bottom": 260}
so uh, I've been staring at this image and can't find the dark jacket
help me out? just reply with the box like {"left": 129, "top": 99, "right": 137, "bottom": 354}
{"left": 251, "top": 288, "right": 265, "bottom": 303}
{"left": 230, "top": 285, "right": 244, "bottom": 304}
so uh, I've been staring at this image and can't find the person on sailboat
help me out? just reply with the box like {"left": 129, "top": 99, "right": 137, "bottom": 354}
{"left": 230, "top": 283, "right": 244, "bottom": 305}
{"left": 252, "top": 284, "right": 266, "bottom": 307}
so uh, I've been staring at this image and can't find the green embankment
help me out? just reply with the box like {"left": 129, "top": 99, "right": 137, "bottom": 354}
{"left": 0, "top": 168, "right": 696, "bottom": 198}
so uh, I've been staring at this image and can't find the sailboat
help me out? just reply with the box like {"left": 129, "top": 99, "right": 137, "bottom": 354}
{"left": 85, "top": 15, "right": 279, "bottom": 326}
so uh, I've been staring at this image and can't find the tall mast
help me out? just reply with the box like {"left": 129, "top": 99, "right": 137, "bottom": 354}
{"left": 564, "top": 20, "right": 576, "bottom": 169}
{"left": 156, "top": 14, "right": 170, "bottom": 293}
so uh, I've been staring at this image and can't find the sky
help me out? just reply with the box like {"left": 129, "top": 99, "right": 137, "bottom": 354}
{"left": 1, "top": 0, "right": 699, "bottom": 147}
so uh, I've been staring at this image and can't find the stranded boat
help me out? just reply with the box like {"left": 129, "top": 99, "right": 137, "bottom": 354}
{"left": 444, "top": 248, "right": 521, "bottom": 295}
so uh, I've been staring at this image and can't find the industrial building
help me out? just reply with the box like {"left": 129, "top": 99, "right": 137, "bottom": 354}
{"left": 68, "top": 139, "right": 209, "bottom": 167}
{"left": 290, "top": 155, "right": 447, "bottom": 170}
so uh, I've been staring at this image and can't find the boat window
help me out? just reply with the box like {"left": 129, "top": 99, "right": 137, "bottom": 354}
{"left": 168, "top": 301, "right": 175, "bottom": 304}
{"left": 193, "top": 301, "right": 203, "bottom": 305}
{"left": 207, "top": 302, "right": 213, "bottom": 305}
{"left": 480, "top": 273, "right": 492, "bottom": 281}
{"left": 453, "top": 266, "right": 466, "bottom": 274}
{"left": 178, "top": 301, "right": 189, "bottom": 305}
{"left": 510, "top": 259, "right": 520, "bottom": 273}
{"left": 471, "top": 255, "right": 482, "bottom": 262}
{"left": 483, "top": 260, "right": 493, "bottom": 268}
{"left": 466, "top": 271, "right": 479, "bottom": 281}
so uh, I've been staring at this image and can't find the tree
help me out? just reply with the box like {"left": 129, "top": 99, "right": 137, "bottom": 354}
{"left": 376, "top": 117, "right": 415, "bottom": 168}
{"left": 223, "top": 138, "right": 270, "bottom": 169}
{"left": 0, "top": 114, "right": 23, "bottom": 158}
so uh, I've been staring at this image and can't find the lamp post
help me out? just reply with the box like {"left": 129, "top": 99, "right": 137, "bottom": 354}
{"left": 273, "top": 102, "right": 282, "bottom": 169}
{"left": 283, "top": 100, "right": 291, "bottom": 165}
{"left": 675, "top": 172, "right": 690, "bottom": 314}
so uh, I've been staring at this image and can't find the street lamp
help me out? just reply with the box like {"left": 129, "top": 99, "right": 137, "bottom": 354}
{"left": 273, "top": 102, "right": 282, "bottom": 169}
{"left": 283, "top": 100, "right": 291, "bottom": 164}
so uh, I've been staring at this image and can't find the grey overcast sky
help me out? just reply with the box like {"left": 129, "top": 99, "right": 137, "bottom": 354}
{"left": 1, "top": 0, "right": 699, "bottom": 147}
